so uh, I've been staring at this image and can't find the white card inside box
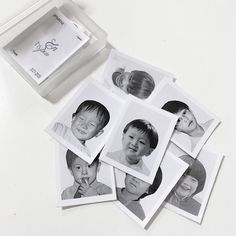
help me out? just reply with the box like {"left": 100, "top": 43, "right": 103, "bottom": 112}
{"left": 5, "top": 9, "right": 89, "bottom": 84}
{"left": 0, "top": 0, "right": 107, "bottom": 97}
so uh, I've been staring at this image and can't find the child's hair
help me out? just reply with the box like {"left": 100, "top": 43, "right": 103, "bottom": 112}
{"left": 123, "top": 119, "right": 158, "bottom": 149}
{"left": 179, "top": 155, "right": 206, "bottom": 195}
{"left": 162, "top": 100, "right": 189, "bottom": 114}
{"left": 66, "top": 149, "right": 100, "bottom": 170}
{"left": 113, "top": 70, "right": 155, "bottom": 99}
{"left": 72, "top": 100, "right": 110, "bottom": 128}
{"left": 137, "top": 167, "right": 162, "bottom": 201}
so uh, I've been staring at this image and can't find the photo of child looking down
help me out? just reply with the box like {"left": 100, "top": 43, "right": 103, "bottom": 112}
{"left": 117, "top": 167, "right": 162, "bottom": 220}
{"left": 112, "top": 68, "right": 155, "bottom": 99}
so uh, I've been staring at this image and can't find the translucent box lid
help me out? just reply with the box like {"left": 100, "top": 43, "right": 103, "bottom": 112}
{"left": 0, "top": 0, "right": 107, "bottom": 97}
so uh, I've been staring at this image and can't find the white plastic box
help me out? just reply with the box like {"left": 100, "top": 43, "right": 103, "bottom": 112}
{"left": 0, "top": 0, "right": 107, "bottom": 97}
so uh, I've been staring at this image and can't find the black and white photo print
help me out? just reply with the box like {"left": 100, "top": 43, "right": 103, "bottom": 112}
{"left": 149, "top": 81, "right": 220, "bottom": 158}
{"left": 164, "top": 143, "right": 224, "bottom": 223}
{"left": 114, "top": 151, "right": 188, "bottom": 228}
{"left": 101, "top": 49, "right": 174, "bottom": 100}
{"left": 100, "top": 98, "right": 177, "bottom": 183}
{"left": 46, "top": 79, "right": 125, "bottom": 163}
{"left": 55, "top": 145, "right": 116, "bottom": 207}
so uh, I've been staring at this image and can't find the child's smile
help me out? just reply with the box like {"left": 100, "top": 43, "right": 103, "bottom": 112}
{"left": 122, "top": 127, "right": 151, "bottom": 164}
{"left": 71, "top": 109, "right": 102, "bottom": 142}
{"left": 175, "top": 175, "right": 198, "bottom": 199}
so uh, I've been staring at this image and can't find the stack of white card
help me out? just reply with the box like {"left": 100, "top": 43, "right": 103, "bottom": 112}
{"left": 46, "top": 49, "right": 224, "bottom": 229}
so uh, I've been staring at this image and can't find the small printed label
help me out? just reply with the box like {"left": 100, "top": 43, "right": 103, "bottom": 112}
{"left": 29, "top": 68, "right": 41, "bottom": 78}
{"left": 7, "top": 9, "right": 90, "bottom": 85}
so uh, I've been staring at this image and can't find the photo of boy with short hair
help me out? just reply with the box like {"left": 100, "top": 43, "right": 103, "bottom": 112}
{"left": 116, "top": 168, "right": 162, "bottom": 220}
{"left": 112, "top": 67, "right": 155, "bottom": 99}
{"left": 47, "top": 81, "right": 125, "bottom": 164}
{"left": 107, "top": 119, "right": 159, "bottom": 176}
{"left": 53, "top": 100, "right": 110, "bottom": 156}
{"left": 162, "top": 100, "right": 213, "bottom": 152}
{"left": 149, "top": 82, "right": 220, "bottom": 158}
{"left": 100, "top": 99, "right": 178, "bottom": 184}
{"left": 62, "top": 149, "right": 112, "bottom": 200}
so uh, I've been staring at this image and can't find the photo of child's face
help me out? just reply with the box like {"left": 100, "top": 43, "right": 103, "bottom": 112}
{"left": 175, "top": 109, "right": 198, "bottom": 134}
{"left": 125, "top": 174, "right": 151, "bottom": 197}
{"left": 174, "top": 175, "right": 198, "bottom": 199}
{"left": 70, "top": 157, "right": 98, "bottom": 185}
{"left": 122, "top": 127, "right": 152, "bottom": 163}
{"left": 114, "top": 72, "right": 132, "bottom": 93}
{"left": 71, "top": 109, "right": 103, "bottom": 141}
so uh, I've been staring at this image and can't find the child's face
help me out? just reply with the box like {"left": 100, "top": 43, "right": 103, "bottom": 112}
{"left": 125, "top": 174, "right": 150, "bottom": 197}
{"left": 71, "top": 109, "right": 103, "bottom": 142}
{"left": 115, "top": 72, "right": 132, "bottom": 93}
{"left": 175, "top": 109, "right": 198, "bottom": 134}
{"left": 122, "top": 127, "right": 152, "bottom": 163}
{"left": 174, "top": 174, "right": 198, "bottom": 199}
{"left": 70, "top": 157, "right": 98, "bottom": 185}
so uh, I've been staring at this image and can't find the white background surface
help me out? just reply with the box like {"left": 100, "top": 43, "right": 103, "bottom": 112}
{"left": 0, "top": 0, "right": 235, "bottom": 235}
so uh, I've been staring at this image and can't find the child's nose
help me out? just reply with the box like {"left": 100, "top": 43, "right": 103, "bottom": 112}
{"left": 131, "top": 139, "right": 138, "bottom": 146}
{"left": 82, "top": 166, "right": 88, "bottom": 175}
{"left": 81, "top": 122, "right": 88, "bottom": 129}
{"left": 181, "top": 116, "right": 189, "bottom": 122}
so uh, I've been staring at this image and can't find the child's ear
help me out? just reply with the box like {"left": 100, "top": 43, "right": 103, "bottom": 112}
{"left": 95, "top": 129, "right": 104, "bottom": 137}
{"left": 145, "top": 148, "right": 154, "bottom": 157}
{"left": 71, "top": 115, "right": 76, "bottom": 124}
{"left": 69, "top": 169, "right": 73, "bottom": 176}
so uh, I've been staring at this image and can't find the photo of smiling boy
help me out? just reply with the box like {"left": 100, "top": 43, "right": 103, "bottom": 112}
{"left": 53, "top": 100, "right": 110, "bottom": 157}
{"left": 162, "top": 100, "right": 213, "bottom": 152}
{"left": 61, "top": 149, "right": 112, "bottom": 200}
{"left": 165, "top": 155, "right": 206, "bottom": 216}
{"left": 107, "top": 119, "right": 158, "bottom": 176}
{"left": 117, "top": 168, "right": 162, "bottom": 220}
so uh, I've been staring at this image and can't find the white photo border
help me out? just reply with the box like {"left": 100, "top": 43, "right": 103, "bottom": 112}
{"left": 149, "top": 81, "right": 221, "bottom": 158}
{"left": 114, "top": 151, "right": 189, "bottom": 228}
{"left": 46, "top": 78, "right": 125, "bottom": 164}
{"left": 100, "top": 97, "right": 178, "bottom": 183}
{"left": 55, "top": 144, "right": 117, "bottom": 207}
{"left": 164, "top": 147, "right": 224, "bottom": 223}
{"left": 101, "top": 49, "right": 175, "bottom": 101}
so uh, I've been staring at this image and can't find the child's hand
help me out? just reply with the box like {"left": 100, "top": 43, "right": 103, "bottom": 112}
{"left": 78, "top": 179, "right": 97, "bottom": 197}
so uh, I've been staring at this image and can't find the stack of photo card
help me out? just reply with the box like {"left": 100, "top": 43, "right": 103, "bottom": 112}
{"left": 46, "top": 49, "right": 224, "bottom": 229}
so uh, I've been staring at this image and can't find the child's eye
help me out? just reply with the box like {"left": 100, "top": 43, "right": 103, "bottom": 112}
{"left": 139, "top": 141, "right": 145, "bottom": 145}
{"left": 129, "top": 135, "right": 134, "bottom": 139}
{"left": 191, "top": 178, "right": 197, "bottom": 183}
{"left": 78, "top": 116, "right": 85, "bottom": 121}
{"left": 88, "top": 164, "right": 91, "bottom": 168}
{"left": 183, "top": 110, "right": 187, "bottom": 115}
{"left": 88, "top": 122, "right": 96, "bottom": 128}
{"left": 76, "top": 166, "right": 81, "bottom": 170}
{"left": 177, "top": 118, "right": 181, "bottom": 123}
